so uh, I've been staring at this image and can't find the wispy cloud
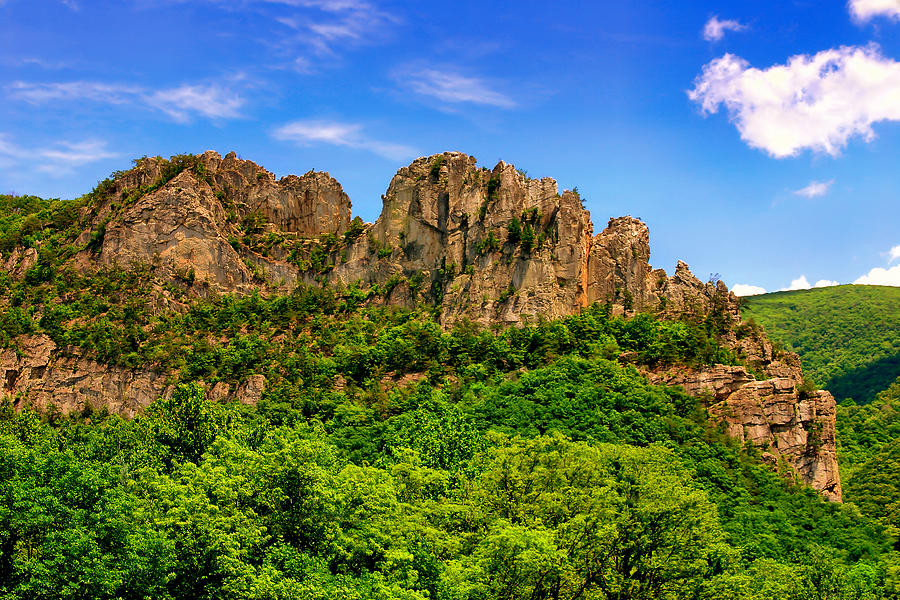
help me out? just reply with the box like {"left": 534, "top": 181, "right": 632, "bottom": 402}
{"left": 150, "top": 0, "right": 396, "bottom": 65}
{"left": 7, "top": 79, "right": 247, "bottom": 123}
{"left": 703, "top": 16, "right": 747, "bottom": 42}
{"left": 396, "top": 67, "right": 517, "bottom": 109}
{"left": 272, "top": 119, "right": 418, "bottom": 160}
{"left": 793, "top": 179, "right": 834, "bottom": 198}
{"left": 0, "top": 133, "right": 118, "bottom": 176}
{"left": 146, "top": 84, "right": 244, "bottom": 122}
{"left": 849, "top": 0, "right": 900, "bottom": 23}
{"left": 689, "top": 44, "right": 900, "bottom": 158}
{"left": 1, "top": 56, "right": 73, "bottom": 69}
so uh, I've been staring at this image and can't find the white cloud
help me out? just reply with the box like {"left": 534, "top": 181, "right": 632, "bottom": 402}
{"left": 890, "top": 245, "right": 900, "bottom": 262}
{"left": 38, "top": 139, "right": 117, "bottom": 166}
{"left": 146, "top": 85, "right": 244, "bottom": 122}
{"left": 849, "top": 0, "right": 900, "bottom": 22}
{"left": 272, "top": 119, "right": 417, "bottom": 161}
{"left": 688, "top": 44, "right": 900, "bottom": 158}
{"left": 7, "top": 80, "right": 246, "bottom": 123}
{"left": 703, "top": 16, "right": 747, "bottom": 42}
{"left": 793, "top": 179, "right": 834, "bottom": 198}
{"left": 397, "top": 68, "right": 516, "bottom": 108}
{"left": 814, "top": 279, "right": 840, "bottom": 288}
{"left": 782, "top": 275, "right": 812, "bottom": 291}
{"left": 732, "top": 283, "right": 767, "bottom": 296}
{"left": 0, "top": 134, "right": 118, "bottom": 176}
{"left": 854, "top": 264, "right": 900, "bottom": 285}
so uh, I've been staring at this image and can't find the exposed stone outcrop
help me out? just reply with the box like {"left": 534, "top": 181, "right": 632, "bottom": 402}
{"left": 96, "top": 169, "right": 258, "bottom": 292}
{"left": 650, "top": 363, "right": 842, "bottom": 501}
{"left": 0, "top": 334, "right": 267, "bottom": 416}
{"left": 198, "top": 151, "right": 351, "bottom": 236}
{"left": 0, "top": 334, "right": 169, "bottom": 418}
{"left": 331, "top": 152, "right": 734, "bottom": 326}
{"left": 0, "top": 150, "right": 841, "bottom": 500}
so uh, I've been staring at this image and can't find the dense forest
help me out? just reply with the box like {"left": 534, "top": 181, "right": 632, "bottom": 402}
{"left": 1, "top": 183, "right": 900, "bottom": 599}
{"left": 741, "top": 286, "right": 900, "bottom": 404}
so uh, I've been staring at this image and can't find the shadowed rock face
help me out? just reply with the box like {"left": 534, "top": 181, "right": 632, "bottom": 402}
{"left": 0, "top": 150, "right": 842, "bottom": 500}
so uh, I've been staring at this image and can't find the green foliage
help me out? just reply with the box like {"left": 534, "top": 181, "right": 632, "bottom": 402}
{"left": 520, "top": 222, "right": 534, "bottom": 252}
{"left": 429, "top": 156, "right": 444, "bottom": 179}
{"left": 742, "top": 286, "right": 900, "bottom": 403}
{"left": 506, "top": 217, "right": 521, "bottom": 245}
{"left": 839, "top": 377, "right": 900, "bottom": 475}
{"left": 486, "top": 176, "right": 501, "bottom": 202}
{"left": 476, "top": 231, "right": 499, "bottom": 254}
{"left": 344, "top": 216, "right": 366, "bottom": 243}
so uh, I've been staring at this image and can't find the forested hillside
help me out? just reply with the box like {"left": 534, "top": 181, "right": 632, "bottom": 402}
{"left": 0, "top": 289, "right": 893, "bottom": 599}
{"left": 0, "top": 156, "right": 896, "bottom": 598}
{"left": 741, "top": 285, "right": 900, "bottom": 404}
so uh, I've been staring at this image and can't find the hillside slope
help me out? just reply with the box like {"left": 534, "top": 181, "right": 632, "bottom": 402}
{"left": 741, "top": 285, "right": 900, "bottom": 403}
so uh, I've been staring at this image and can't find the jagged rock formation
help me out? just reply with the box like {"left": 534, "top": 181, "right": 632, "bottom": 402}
{"left": 0, "top": 150, "right": 841, "bottom": 500}
{"left": 331, "top": 152, "right": 734, "bottom": 326}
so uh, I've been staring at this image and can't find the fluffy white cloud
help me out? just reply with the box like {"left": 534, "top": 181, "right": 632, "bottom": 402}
{"left": 273, "top": 119, "right": 417, "bottom": 160}
{"left": 8, "top": 80, "right": 246, "bottom": 122}
{"left": 688, "top": 44, "right": 900, "bottom": 157}
{"left": 397, "top": 67, "right": 516, "bottom": 108}
{"left": 782, "top": 275, "right": 812, "bottom": 291}
{"left": 703, "top": 16, "right": 747, "bottom": 42}
{"left": 794, "top": 179, "right": 834, "bottom": 198}
{"left": 889, "top": 245, "right": 900, "bottom": 262}
{"left": 849, "top": 0, "right": 900, "bottom": 22}
{"left": 732, "top": 283, "right": 767, "bottom": 296}
{"left": 854, "top": 264, "right": 900, "bottom": 286}
{"left": 814, "top": 279, "right": 840, "bottom": 288}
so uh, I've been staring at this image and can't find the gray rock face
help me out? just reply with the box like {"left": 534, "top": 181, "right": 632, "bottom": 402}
{"left": 98, "top": 169, "right": 257, "bottom": 292}
{"left": 1, "top": 335, "right": 169, "bottom": 418}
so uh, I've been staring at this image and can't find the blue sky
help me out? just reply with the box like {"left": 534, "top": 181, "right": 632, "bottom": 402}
{"left": 2, "top": 0, "right": 900, "bottom": 294}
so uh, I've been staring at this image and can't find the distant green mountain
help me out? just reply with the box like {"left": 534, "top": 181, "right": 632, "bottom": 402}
{"left": 741, "top": 285, "right": 900, "bottom": 403}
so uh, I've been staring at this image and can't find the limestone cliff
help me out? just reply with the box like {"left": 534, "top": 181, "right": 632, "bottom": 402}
{"left": 0, "top": 150, "right": 841, "bottom": 500}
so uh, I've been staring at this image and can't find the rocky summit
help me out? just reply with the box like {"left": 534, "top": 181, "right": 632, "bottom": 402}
{"left": 0, "top": 150, "right": 841, "bottom": 500}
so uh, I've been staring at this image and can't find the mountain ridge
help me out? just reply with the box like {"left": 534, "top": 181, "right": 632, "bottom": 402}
{"left": 0, "top": 150, "right": 842, "bottom": 500}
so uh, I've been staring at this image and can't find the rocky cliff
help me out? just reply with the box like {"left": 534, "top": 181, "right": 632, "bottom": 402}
{"left": 0, "top": 150, "right": 841, "bottom": 500}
